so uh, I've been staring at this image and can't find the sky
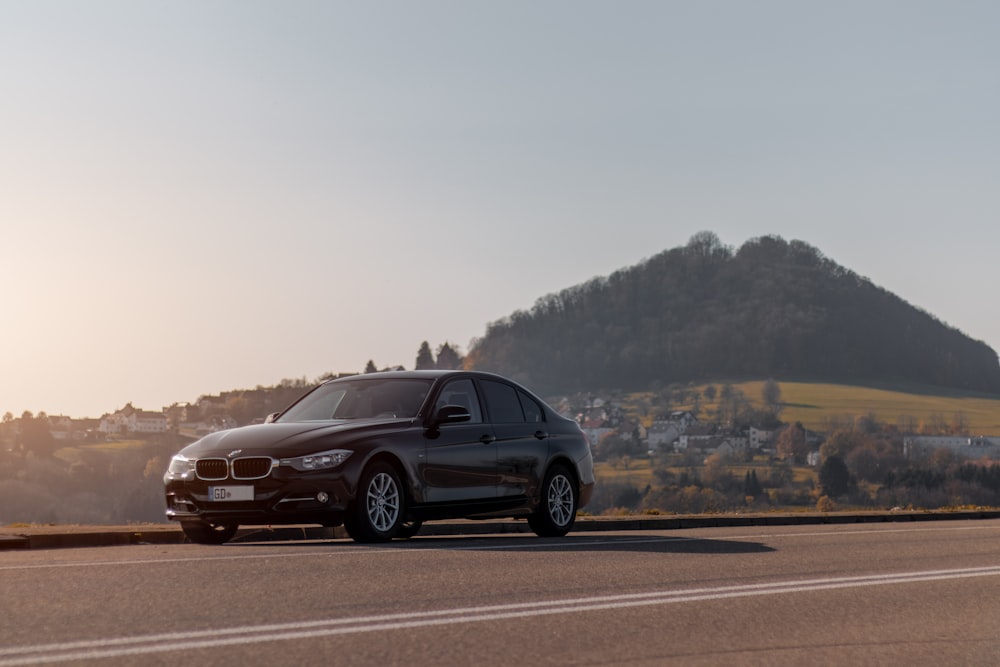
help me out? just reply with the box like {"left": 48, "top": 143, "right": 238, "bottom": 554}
{"left": 2, "top": 1, "right": 998, "bottom": 419}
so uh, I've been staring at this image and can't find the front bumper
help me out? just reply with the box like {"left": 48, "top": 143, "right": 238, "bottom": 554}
{"left": 164, "top": 469, "right": 355, "bottom": 527}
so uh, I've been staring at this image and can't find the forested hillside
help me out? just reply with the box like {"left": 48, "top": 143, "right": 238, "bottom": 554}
{"left": 465, "top": 233, "right": 1000, "bottom": 395}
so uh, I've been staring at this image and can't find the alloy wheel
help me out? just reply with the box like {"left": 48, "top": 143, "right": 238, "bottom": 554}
{"left": 547, "top": 473, "right": 574, "bottom": 527}
{"left": 366, "top": 471, "right": 400, "bottom": 532}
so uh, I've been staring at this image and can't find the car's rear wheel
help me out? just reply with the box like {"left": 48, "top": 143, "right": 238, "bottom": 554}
{"left": 181, "top": 520, "right": 238, "bottom": 545}
{"left": 344, "top": 461, "right": 405, "bottom": 543}
{"left": 528, "top": 464, "right": 578, "bottom": 537}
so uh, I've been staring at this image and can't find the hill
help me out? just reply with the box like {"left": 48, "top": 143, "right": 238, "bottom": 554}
{"left": 465, "top": 233, "right": 1000, "bottom": 395}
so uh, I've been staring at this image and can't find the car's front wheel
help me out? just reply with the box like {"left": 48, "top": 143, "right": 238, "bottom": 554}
{"left": 181, "top": 520, "right": 238, "bottom": 545}
{"left": 344, "top": 461, "right": 406, "bottom": 543}
{"left": 528, "top": 465, "right": 578, "bottom": 537}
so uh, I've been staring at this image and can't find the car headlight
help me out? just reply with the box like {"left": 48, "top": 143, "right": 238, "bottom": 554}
{"left": 167, "top": 455, "right": 195, "bottom": 476}
{"left": 282, "top": 449, "right": 353, "bottom": 471}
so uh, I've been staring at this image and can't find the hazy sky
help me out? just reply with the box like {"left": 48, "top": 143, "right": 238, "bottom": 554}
{"left": 2, "top": 1, "right": 998, "bottom": 418}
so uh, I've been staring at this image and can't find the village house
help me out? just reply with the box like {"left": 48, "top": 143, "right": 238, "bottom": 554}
{"left": 676, "top": 424, "right": 716, "bottom": 452}
{"left": 647, "top": 421, "right": 681, "bottom": 450}
{"left": 47, "top": 415, "right": 74, "bottom": 440}
{"left": 715, "top": 435, "right": 751, "bottom": 458}
{"left": 647, "top": 411, "right": 699, "bottom": 452}
{"left": 99, "top": 403, "right": 169, "bottom": 435}
{"left": 903, "top": 435, "right": 1000, "bottom": 461}
{"left": 749, "top": 426, "right": 775, "bottom": 451}
{"left": 667, "top": 410, "right": 699, "bottom": 429}
{"left": 676, "top": 431, "right": 750, "bottom": 459}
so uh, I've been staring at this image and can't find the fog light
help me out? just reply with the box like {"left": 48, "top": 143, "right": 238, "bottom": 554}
{"left": 316, "top": 492, "right": 329, "bottom": 504}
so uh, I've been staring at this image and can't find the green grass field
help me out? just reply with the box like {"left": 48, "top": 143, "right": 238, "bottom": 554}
{"left": 594, "top": 459, "right": 655, "bottom": 486}
{"left": 53, "top": 439, "right": 151, "bottom": 465}
{"left": 680, "top": 380, "right": 1000, "bottom": 433}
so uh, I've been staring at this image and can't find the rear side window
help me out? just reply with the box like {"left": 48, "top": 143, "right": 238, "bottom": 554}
{"left": 518, "top": 391, "right": 544, "bottom": 423}
{"left": 481, "top": 380, "right": 525, "bottom": 423}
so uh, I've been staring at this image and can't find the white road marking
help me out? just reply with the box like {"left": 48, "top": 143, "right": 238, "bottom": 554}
{"left": 2, "top": 565, "right": 1000, "bottom": 665}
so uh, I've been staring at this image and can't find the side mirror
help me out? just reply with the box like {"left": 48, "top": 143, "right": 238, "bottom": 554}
{"left": 264, "top": 412, "right": 280, "bottom": 424}
{"left": 433, "top": 405, "right": 471, "bottom": 426}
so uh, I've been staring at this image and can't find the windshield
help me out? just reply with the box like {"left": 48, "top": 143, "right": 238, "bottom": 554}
{"left": 276, "top": 378, "right": 432, "bottom": 422}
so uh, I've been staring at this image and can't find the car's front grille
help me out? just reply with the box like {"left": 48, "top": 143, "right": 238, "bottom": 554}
{"left": 233, "top": 457, "right": 273, "bottom": 480}
{"left": 194, "top": 457, "right": 274, "bottom": 481}
{"left": 196, "top": 459, "right": 228, "bottom": 481}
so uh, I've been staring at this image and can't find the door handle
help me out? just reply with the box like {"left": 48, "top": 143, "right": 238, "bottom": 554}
{"left": 534, "top": 430, "right": 548, "bottom": 440}
{"left": 480, "top": 434, "right": 496, "bottom": 444}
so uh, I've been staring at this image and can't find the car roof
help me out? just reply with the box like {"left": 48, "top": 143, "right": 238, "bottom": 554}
{"left": 322, "top": 369, "right": 526, "bottom": 386}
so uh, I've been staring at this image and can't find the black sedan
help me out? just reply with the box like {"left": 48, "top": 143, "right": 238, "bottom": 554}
{"left": 164, "top": 370, "right": 594, "bottom": 543}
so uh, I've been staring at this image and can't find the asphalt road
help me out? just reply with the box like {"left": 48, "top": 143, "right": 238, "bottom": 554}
{"left": 2, "top": 520, "right": 1000, "bottom": 666}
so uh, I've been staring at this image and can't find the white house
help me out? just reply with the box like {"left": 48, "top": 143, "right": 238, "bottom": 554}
{"left": 133, "top": 411, "right": 169, "bottom": 433}
{"left": 99, "top": 404, "right": 169, "bottom": 435}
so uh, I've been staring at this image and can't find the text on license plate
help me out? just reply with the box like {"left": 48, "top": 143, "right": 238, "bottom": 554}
{"left": 209, "top": 486, "right": 254, "bottom": 502}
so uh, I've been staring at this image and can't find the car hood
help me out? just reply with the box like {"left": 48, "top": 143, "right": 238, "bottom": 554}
{"left": 176, "top": 419, "right": 415, "bottom": 458}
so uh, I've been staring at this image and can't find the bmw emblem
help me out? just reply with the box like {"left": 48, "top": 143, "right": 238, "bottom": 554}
{"left": 228, "top": 449, "right": 243, "bottom": 458}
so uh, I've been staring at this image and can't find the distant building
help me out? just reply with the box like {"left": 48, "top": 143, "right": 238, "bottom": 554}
{"left": 677, "top": 424, "right": 716, "bottom": 452}
{"left": 47, "top": 415, "right": 73, "bottom": 440}
{"left": 903, "top": 435, "right": 1000, "bottom": 460}
{"left": 749, "top": 426, "right": 775, "bottom": 451}
{"left": 647, "top": 422, "right": 682, "bottom": 451}
{"left": 99, "top": 403, "right": 169, "bottom": 435}
{"left": 647, "top": 411, "right": 700, "bottom": 452}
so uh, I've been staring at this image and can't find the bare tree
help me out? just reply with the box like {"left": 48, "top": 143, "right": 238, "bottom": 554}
{"left": 761, "top": 378, "right": 783, "bottom": 417}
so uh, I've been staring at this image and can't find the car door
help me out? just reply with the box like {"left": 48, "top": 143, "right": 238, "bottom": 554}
{"left": 422, "top": 378, "right": 498, "bottom": 502}
{"left": 478, "top": 378, "right": 548, "bottom": 499}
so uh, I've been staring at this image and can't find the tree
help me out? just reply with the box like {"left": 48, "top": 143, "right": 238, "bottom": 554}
{"left": 775, "top": 422, "right": 808, "bottom": 464}
{"left": 19, "top": 413, "right": 56, "bottom": 459}
{"left": 224, "top": 397, "right": 255, "bottom": 426}
{"left": 715, "top": 384, "right": 752, "bottom": 427}
{"left": 595, "top": 433, "right": 642, "bottom": 461}
{"left": 820, "top": 429, "right": 867, "bottom": 461}
{"left": 435, "top": 342, "right": 463, "bottom": 370}
{"left": 364, "top": 360, "right": 378, "bottom": 374}
{"left": 818, "top": 455, "right": 851, "bottom": 497}
{"left": 761, "top": 378, "right": 783, "bottom": 417}
{"left": 415, "top": 342, "right": 435, "bottom": 370}
{"left": 685, "top": 230, "right": 729, "bottom": 258}
{"left": 743, "top": 470, "right": 762, "bottom": 498}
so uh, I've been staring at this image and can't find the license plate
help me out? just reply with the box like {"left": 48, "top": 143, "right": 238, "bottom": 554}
{"left": 208, "top": 486, "right": 254, "bottom": 502}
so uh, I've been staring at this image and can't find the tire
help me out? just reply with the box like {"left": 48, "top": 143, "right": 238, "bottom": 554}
{"left": 344, "top": 461, "right": 406, "bottom": 543}
{"left": 528, "top": 465, "right": 578, "bottom": 537}
{"left": 181, "top": 520, "right": 238, "bottom": 545}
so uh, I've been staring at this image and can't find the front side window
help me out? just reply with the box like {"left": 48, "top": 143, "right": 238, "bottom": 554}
{"left": 435, "top": 379, "right": 483, "bottom": 424}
